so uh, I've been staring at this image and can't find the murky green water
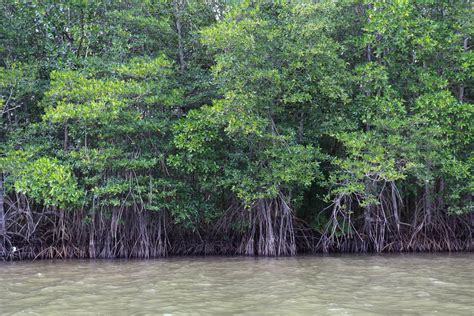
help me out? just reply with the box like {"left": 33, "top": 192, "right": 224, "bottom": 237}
{"left": 0, "top": 254, "right": 473, "bottom": 315}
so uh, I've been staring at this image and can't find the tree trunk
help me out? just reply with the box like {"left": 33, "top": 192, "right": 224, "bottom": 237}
{"left": 458, "top": 37, "right": 468, "bottom": 102}
{"left": 63, "top": 124, "right": 68, "bottom": 151}
{"left": 298, "top": 110, "right": 304, "bottom": 143}
{"left": 174, "top": 0, "right": 186, "bottom": 73}
{"left": 0, "top": 174, "right": 6, "bottom": 255}
{"left": 391, "top": 182, "right": 400, "bottom": 232}
{"left": 424, "top": 182, "right": 433, "bottom": 225}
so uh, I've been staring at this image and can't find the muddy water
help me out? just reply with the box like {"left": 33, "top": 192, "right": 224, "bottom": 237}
{"left": 0, "top": 254, "right": 473, "bottom": 315}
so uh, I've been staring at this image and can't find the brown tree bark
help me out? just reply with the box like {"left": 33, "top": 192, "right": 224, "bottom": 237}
{"left": 458, "top": 37, "right": 468, "bottom": 102}
{"left": 174, "top": 0, "right": 186, "bottom": 73}
{"left": 0, "top": 174, "right": 6, "bottom": 255}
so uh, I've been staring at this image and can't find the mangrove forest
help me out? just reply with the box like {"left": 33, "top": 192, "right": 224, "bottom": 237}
{"left": 0, "top": 0, "right": 472, "bottom": 260}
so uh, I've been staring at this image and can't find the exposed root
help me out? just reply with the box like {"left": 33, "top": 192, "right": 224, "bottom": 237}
{"left": 1, "top": 187, "right": 471, "bottom": 260}
{"left": 317, "top": 181, "right": 473, "bottom": 253}
{"left": 213, "top": 194, "right": 297, "bottom": 256}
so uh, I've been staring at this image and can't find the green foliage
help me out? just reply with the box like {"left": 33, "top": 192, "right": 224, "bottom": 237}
{"left": 1, "top": 0, "right": 472, "bottom": 247}
{"left": 1, "top": 151, "right": 82, "bottom": 208}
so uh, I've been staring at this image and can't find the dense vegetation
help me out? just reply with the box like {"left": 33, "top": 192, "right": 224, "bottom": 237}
{"left": 0, "top": 0, "right": 472, "bottom": 259}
